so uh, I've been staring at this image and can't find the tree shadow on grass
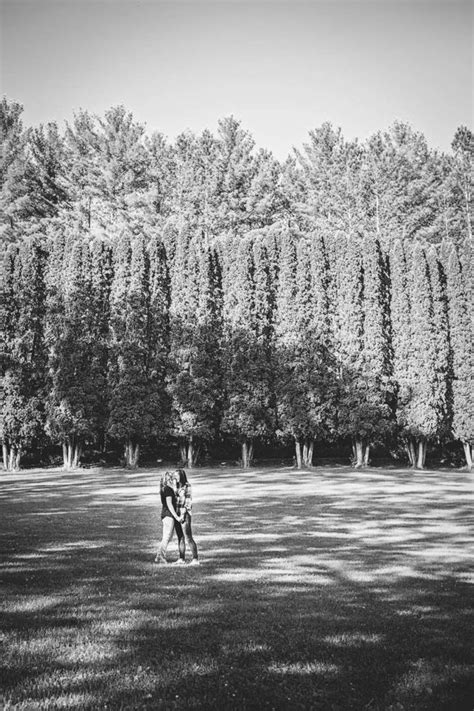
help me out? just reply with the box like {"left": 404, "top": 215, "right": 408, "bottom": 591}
{"left": 0, "top": 466, "right": 473, "bottom": 709}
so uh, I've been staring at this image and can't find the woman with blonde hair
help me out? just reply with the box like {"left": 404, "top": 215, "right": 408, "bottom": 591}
{"left": 155, "top": 471, "right": 184, "bottom": 564}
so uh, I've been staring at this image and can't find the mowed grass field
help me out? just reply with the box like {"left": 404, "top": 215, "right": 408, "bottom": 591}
{"left": 1, "top": 465, "right": 473, "bottom": 711}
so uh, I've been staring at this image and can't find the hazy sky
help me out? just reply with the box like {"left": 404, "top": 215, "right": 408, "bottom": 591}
{"left": 0, "top": 0, "right": 472, "bottom": 158}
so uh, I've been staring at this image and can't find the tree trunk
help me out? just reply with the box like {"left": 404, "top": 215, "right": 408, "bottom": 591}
{"left": 72, "top": 443, "right": 83, "bottom": 469}
{"left": 63, "top": 436, "right": 82, "bottom": 469}
{"left": 416, "top": 439, "right": 426, "bottom": 469}
{"left": 303, "top": 439, "right": 314, "bottom": 467}
{"left": 3, "top": 442, "right": 9, "bottom": 470}
{"left": 241, "top": 439, "right": 254, "bottom": 468}
{"left": 353, "top": 439, "right": 364, "bottom": 468}
{"left": 62, "top": 442, "right": 69, "bottom": 468}
{"left": 186, "top": 436, "right": 199, "bottom": 468}
{"left": 179, "top": 441, "right": 187, "bottom": 465}
{"left": 3, "top": 443, "right": 21, "bottom": 471}
{"left": 405, "top": 439, "right": 416, "bottom": 468}
{"left": 131, "top": 443, "right": 140, "bottom": 468}
{"left": 462, "top": 441, "right": 473, "bottom": 471}
{"left": 363, "top": 443, "right": 370, "bottom": 466}
{"left": 124, "top": 437, "right": 139, "bottom": 468}
{"left": 295, "top": 439, "right": 302, "bottom": 469}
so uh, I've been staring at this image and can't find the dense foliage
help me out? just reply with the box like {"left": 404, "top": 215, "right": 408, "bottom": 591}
{"left": 1, "top": 99, "right": 473, "bottom": 469}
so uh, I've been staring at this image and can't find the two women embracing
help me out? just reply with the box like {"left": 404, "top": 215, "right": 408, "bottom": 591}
{"left": 155, "top": 469, "right": 200, "bottom": 566}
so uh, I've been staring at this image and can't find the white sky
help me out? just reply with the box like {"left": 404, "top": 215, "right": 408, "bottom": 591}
{"left": 1, "top": 0, "right": 472, "bottom": 158}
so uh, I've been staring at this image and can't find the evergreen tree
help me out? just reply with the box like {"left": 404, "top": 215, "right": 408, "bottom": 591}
{"left": 274, "top": 227, "right": 303, "bottom": 465}
{"left": 333, "top": 236, "right": 369, "bottom": 466}
{"left": 168, "top": 237, "right": 222, "bottom": 467}
{"left": 400, "top": 243, "right": 446, "bottom": 468}
{"left": 46, "top": 234, "right": 109, "bottom": 467}
{"left": 214, "top": 117, "right": 256, "bottom": 234}
{"left": 221, "top": 236, "right": 272, "bottom": 466}
{"left": 25, "top": 122, "right": 68, "bottom": 219}
{"left": 107, "top": 230, "right": 169, "bottom": 467}
{"left": 62, "top": 109, "right": 100, "bottom": 231}
{"left": 146, "top": 232, "right": 171, "bottom": 445}
{"left": 247, "top": 149, "right": 284, "bottom": 228}
{"left": 451, "top": 126, "right": 473, "bottom": 241}
{"left": 146, "top": 131, "right": 175, "bottom": 221}
{"left": 297, "top": 123, "right": 364, "bottom": 237}
{"left": 389, "top": 239, "right": 414, "bottom": 464}
{"left": 275, "top": 232, "right": 337, "bottom": 467}
{"left": 426, "top": 245, "right": 450, "bottom": 437}
{"left": 1, "top": 236, "right": 47, "bottom": 469}
{"left": 63, "top": 106, "right": 151, "bottom": 234}
{"left": 359, "top": 233, "right": 393, "bottom": 462}
{"left": 0, "top": 98, "right": 30, "bottom": 239}
{"left": 88, "top": 237, "right": 114, "bottom": 449}
{"left": 446, "top": 244, "right": 474, "bottom": 468}
{"left": 168, "top": 129, "right": 220, "bottom": 241}
{"left": 362, "top": 123, "right": 442, "bottom": 243}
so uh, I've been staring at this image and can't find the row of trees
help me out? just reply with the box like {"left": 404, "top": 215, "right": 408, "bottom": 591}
{"left": 1, "top": 99, "right": 472, "bottom": 248}
{"left": 1, "top": 98, "right": 473, "bottom": 470}
{"left": 2, "top": 225, "right": 473, "bottom": 471}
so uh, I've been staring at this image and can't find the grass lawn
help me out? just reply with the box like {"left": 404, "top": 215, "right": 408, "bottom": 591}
{"left": 1, "top": 465, "right": 473, "bottom": 710}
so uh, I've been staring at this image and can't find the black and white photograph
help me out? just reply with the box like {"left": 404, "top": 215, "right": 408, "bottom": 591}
{"left": 0, "top": 0, "right": 473, "bottom": 708}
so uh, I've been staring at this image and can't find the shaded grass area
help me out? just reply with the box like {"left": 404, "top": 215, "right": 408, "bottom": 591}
{"left": 1, "top": 465, "right": 473, "bottom": 710}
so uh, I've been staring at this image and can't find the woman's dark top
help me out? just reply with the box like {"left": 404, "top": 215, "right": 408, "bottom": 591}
{"left": 161, "top": 485, "right": 177, "bottom": 519}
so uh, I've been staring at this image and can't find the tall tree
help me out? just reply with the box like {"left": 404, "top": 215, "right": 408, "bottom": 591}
{"left": 362, "top": 123, "right": 440, "bottom": 243}
{"left": 1, "top": 236, "right": 47, "bottom": 469}
{"left": 333, "top": 236, "right": 369, "bottom": 467}
{"left": 46, "top": 234, "right": 108, "bottom": 467}
{"left": 247, "top": 149, "right": 284, "bottom": 228}
{"left": 446, "top": 244, "right": 474, "bottom": 468}
{"left": 168, "top": 237, "right": 222, "bottom": 467}
{"left": 297, "top": 123, "right": 364, "bottom": 237}
{"left": 214, "top": 116, "right": 256, "bottom": 234}
{"left": 451, "top": 126, "right": 473, "bottom": 241}
{"left": 221, "top": 236, "right": 273, "bottom": 466}
{"left": 275, "top": 232, "right": 337, "bottom": 467}
{"left": 0, "top": 98, "right": 30, "bottom": 239}
{"left": 63, "top": 106, "right": 151, "bottom": 234}
{"left": 107, "top": 230, "right": 169, "bottom": 467}
{"left": 359, "top": 233, "right": 393, "bottom": 462}
{"left": 389, "top": 239, "right": 414, "bottom": 464}
{"left": 400, "top": 243, "right": 447, "bottom": 468}
{"left": 25, "top": 122, "right": 68, "bottom": 219}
